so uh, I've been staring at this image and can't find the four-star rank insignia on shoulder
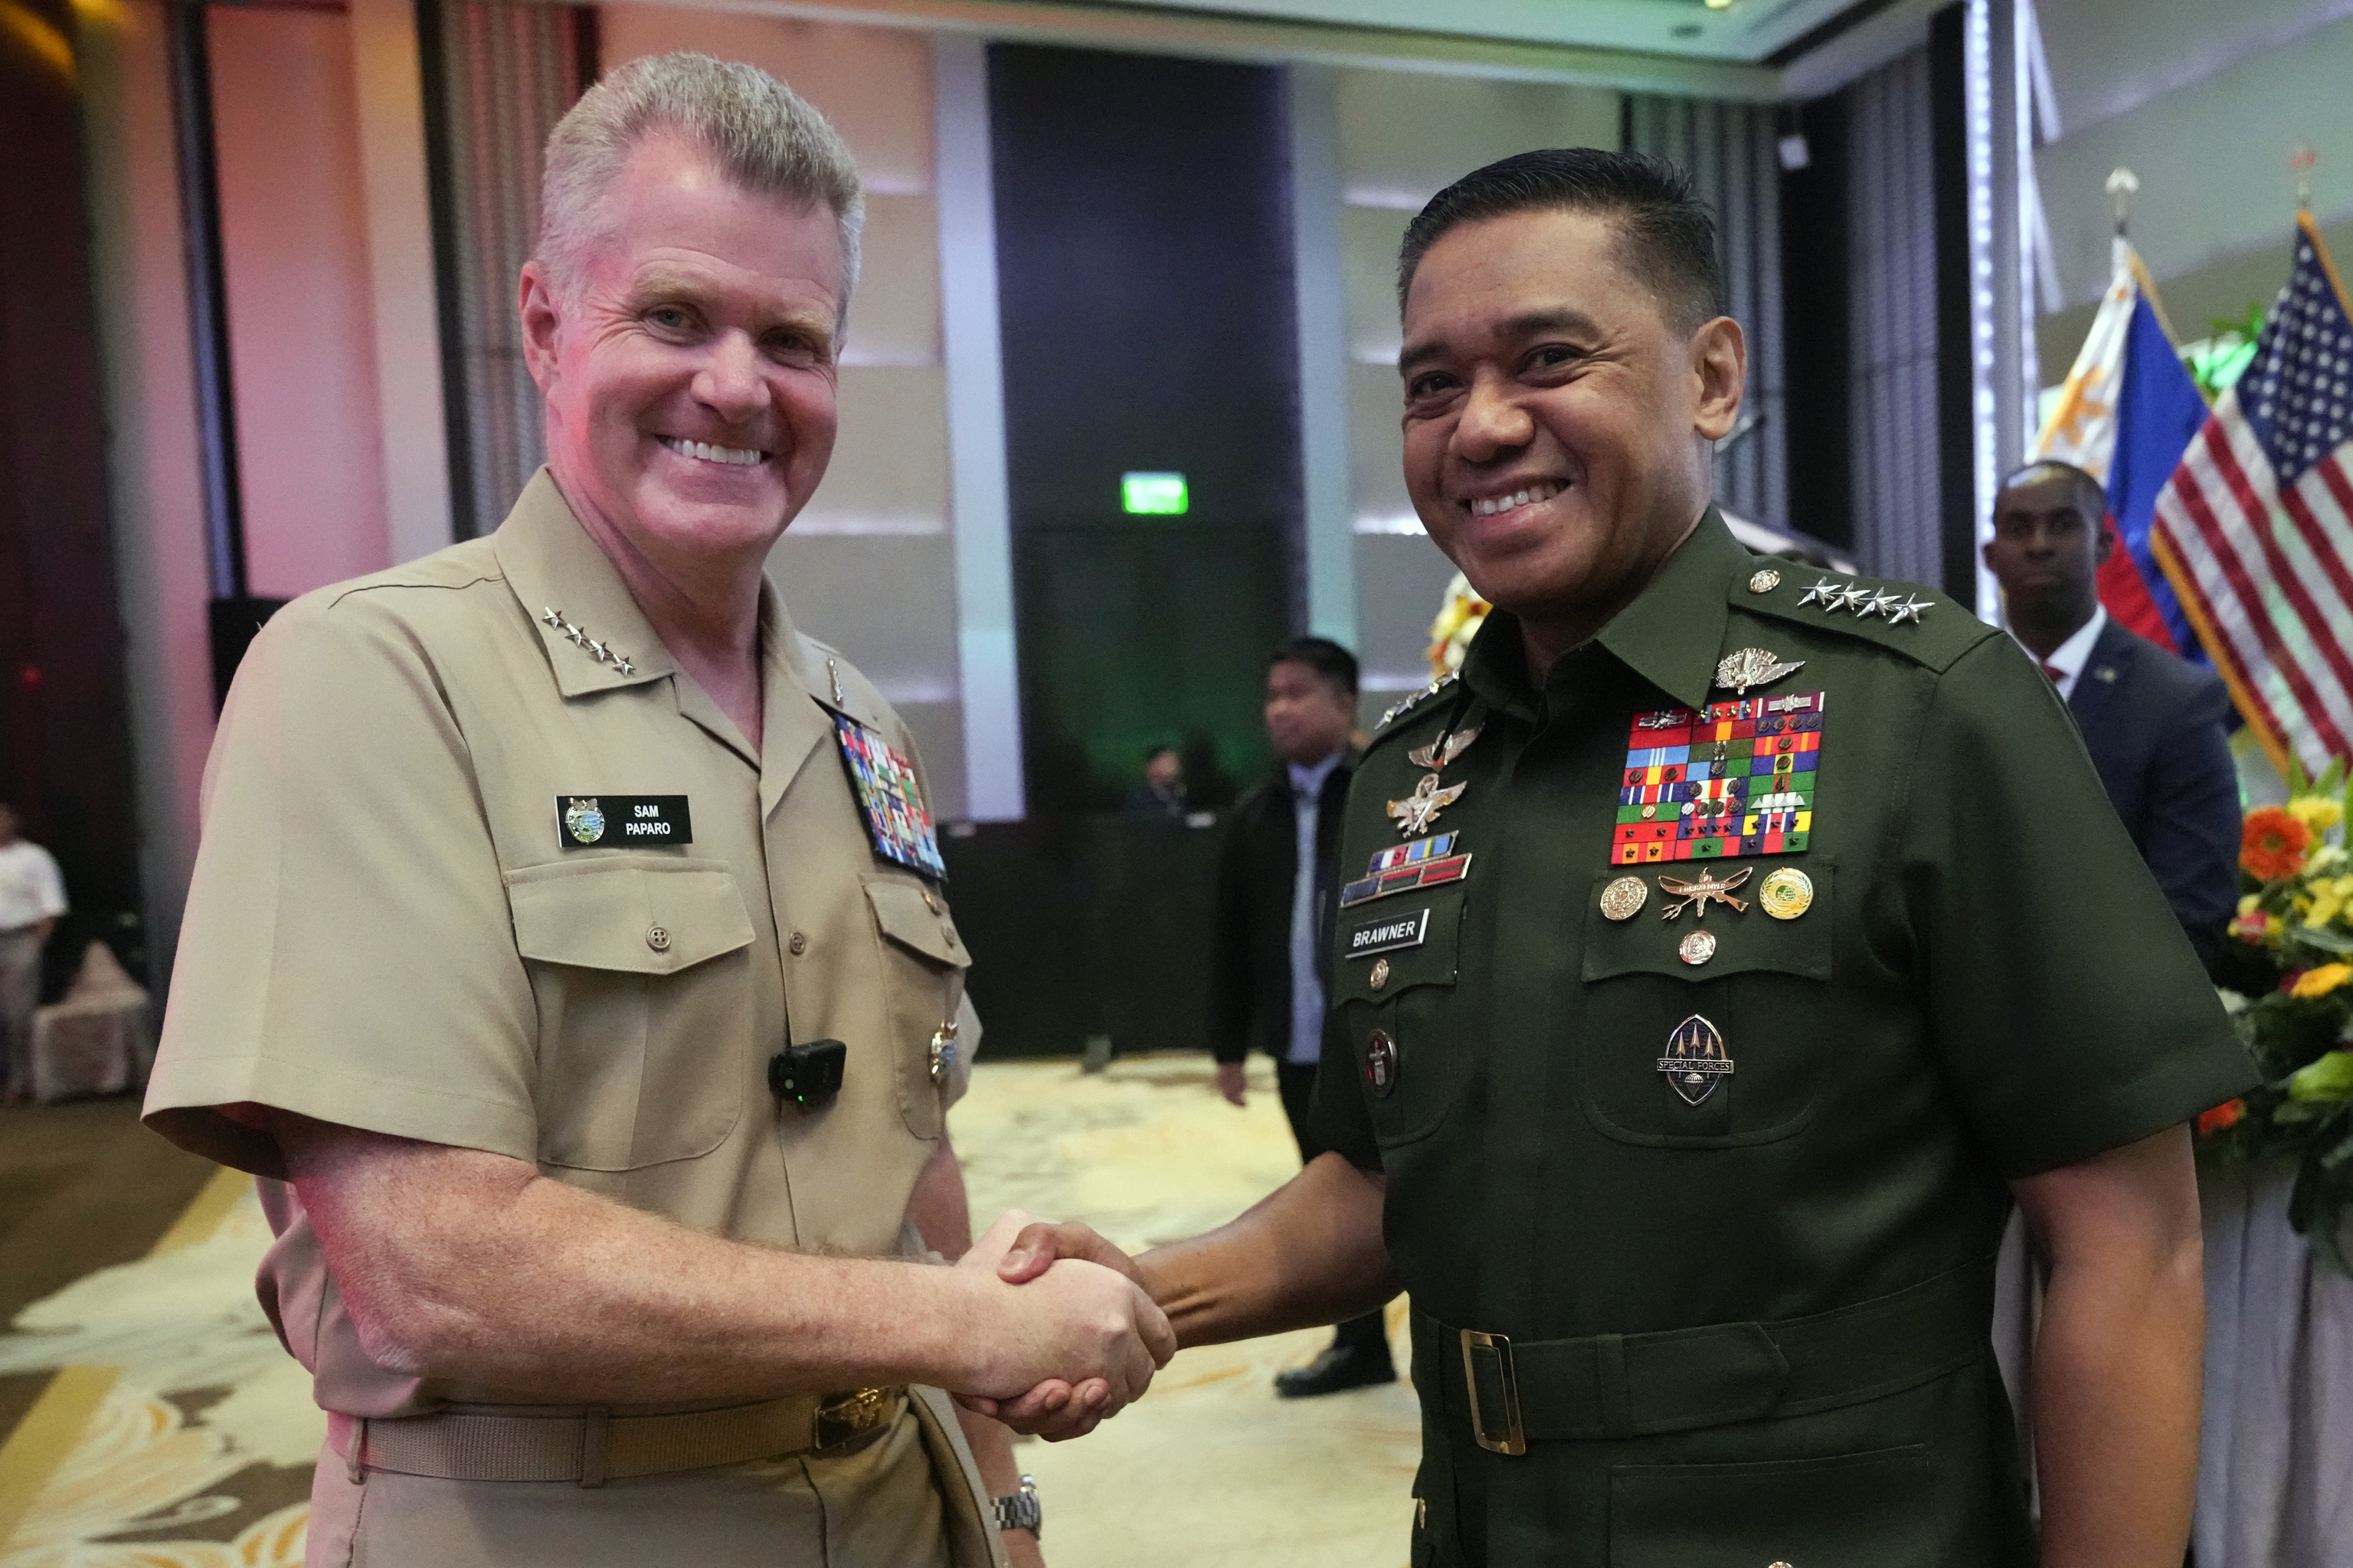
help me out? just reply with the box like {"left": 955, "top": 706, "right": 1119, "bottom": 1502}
{"left": 1613, "top": 690, "right": 1824, "bottom": 865}
{"left": 832, "top": 715, "right": 947, "bottom": 880}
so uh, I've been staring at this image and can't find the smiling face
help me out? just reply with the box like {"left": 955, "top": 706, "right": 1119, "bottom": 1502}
{"left": 519, "top": 129, "right": 844, "bottom": 584}
{"left": 1398, "top": 207, "right": 1744, "bottom": 660}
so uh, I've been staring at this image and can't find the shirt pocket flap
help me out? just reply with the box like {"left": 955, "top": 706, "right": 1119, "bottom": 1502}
{"left": 507, "top": 859, "right": 754, "bottom": 975}
{"left": 863, "top": 876, "right": 967, "bottom": 969}
{"left": 1334, "top": 892, "right": 1464, "bottom": 1004}
{"left": 1581, "top": 863, "right": 1833, "bottom": 983}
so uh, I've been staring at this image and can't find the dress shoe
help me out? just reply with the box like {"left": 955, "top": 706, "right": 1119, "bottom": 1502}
{"left": 1274, "top": 1342, "right": 1396, "bottom": 1399}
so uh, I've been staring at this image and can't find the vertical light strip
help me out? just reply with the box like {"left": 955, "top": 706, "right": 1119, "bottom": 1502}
{"left": 1963, "top": 0, "right": 2001, "bottom": 620}
{"left": 2011, "top": 0, "right": 2041, "bottom": 446}
{"left": 1285, "top": 64, "right": 1356, "bottom": 648}
{"left": 349, "top": 0, "right": 454, "bottom": 563}
{"left": 934, "top": 34, "right": 1026, "bottom": 821}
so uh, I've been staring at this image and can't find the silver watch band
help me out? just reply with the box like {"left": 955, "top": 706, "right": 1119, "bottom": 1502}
{"left": 992, "top": 1475, "right": 1041, "bottom": 1536}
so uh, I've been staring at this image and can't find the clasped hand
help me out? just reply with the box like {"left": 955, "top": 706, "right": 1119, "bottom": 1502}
{"left": 952, "top": 1210, "right": 1169, "bottom": 1441}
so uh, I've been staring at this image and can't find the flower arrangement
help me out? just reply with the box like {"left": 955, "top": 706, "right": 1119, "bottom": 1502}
{"left": 2204, "top": 758, "right": 2353, "bottom": 1272}
{"left": 1426, "top": 572, "right": 1491, "bottom": 679}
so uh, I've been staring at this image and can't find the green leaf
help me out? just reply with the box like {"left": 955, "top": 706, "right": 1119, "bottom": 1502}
{"left": 2289, "top": 1050, "right": 2353, "bottom": 1102}
{"left": 2296, "top": 926, "right": 2353, "bottom": 955}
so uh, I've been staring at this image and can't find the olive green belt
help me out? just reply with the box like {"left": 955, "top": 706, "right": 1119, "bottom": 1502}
{"left": 1415, "top": 1255, "right": 1995, "bottom": 1455}
{"left": 328, "top": 1386, "right": 906, "bottom": 1487}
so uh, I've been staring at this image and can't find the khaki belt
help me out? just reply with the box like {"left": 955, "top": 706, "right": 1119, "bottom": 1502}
{"left": 1417, "top": 1254, "right": 1995, "bottom": 1455}
{"left": 328, "top": 1386, "right": 907, "bottom": 1487}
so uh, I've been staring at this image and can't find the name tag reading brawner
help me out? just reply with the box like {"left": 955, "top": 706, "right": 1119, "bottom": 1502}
{"left": 557, "top": 796, "right": 692, "bottom": 848}
{"left": 1349, "top": 906, "right": 1432, "bottom": 960}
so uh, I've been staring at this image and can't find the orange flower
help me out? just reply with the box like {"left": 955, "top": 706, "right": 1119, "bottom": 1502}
{"left": 2241, "top": 806, "right": 2315, "bottom": 882}
{"left": 2197, "top": 1098, "right": 2247, "bottom": 1136}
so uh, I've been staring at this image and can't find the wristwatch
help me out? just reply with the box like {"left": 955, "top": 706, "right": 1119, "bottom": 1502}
{"left": 992, "top": 1475, "right": 1041, "bottom": 1537}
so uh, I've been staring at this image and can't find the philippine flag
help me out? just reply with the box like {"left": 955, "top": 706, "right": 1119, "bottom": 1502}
{"left": 2031, "top": 240, "right": 2211, "bottom": 656}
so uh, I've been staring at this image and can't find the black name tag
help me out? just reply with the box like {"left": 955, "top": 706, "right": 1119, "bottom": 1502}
{"left": 1348, "top": 906, "right": 1431, "bottom": 959}
{"left": 555, "top": 795, "right": 692, "bottom": 848}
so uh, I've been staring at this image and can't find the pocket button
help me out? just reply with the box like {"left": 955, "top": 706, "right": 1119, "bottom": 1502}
{"left": 789, "top": 931, "right": 808, "bottom": 955}
{"left": 647, "top": 925, "right": 671, "bottom": 952}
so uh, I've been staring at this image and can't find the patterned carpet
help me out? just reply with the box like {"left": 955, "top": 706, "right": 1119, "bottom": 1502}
{"left": 0, "top": 1056, "right": 1418, "bottom": 1566}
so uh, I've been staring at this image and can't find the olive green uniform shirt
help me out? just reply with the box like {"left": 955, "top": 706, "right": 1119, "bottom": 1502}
{"left": 1312, "top": 512, "right": 2253, "bottom": 1566}
{"left": 144, "top": 472, "right": 999, "bottom": 1568}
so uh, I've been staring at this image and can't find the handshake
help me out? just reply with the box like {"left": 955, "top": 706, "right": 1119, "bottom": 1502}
{"left": 945, "top": 1209, "right": 1177, "bottom": 1442}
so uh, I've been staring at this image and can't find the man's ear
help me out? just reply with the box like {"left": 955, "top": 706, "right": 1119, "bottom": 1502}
{"left": 1691, "top": 316, "right": 1747, "bottom": 443}
{"left": 518, "top": 260, "right": 563, "bottom": 397}
{"left": 2094, "top": 521, "right": 2116, "bottom": 565}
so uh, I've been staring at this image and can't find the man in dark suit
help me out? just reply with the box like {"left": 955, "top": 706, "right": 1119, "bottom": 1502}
{"left": 1209, "top": 636, "right": 1394, "bottom": 1397}
{"left": 1986, "top": 460, "right": 2241, "bottom": 969}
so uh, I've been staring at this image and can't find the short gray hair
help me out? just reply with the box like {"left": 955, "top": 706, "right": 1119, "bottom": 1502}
{"left": 538, "top": 53, "right": 864, "bottom": 311}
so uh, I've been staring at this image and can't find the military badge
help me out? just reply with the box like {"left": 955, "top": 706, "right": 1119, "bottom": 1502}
{"left": 1406, "top": 725, "right": 1481, "bottom": 771}
{"left": 1657, "top": 865, "right": 1752, "bottom": 920}
{"left": 1658, "top": 1014, "right": 1733, "bottom": 1106}
{"left": 1677, "top": 929, "right": 1717, "bottom": 966}
{"left": 1713, "top": 647, "right": 1804, "bottom": 696}
{"left": 1612, "top": 692, "right": 1824, "bottom": 864}
{"left": 1759, "top": 867, "right": 1815, "bottom": 920}
{"left": 832, "top": 715, "right": 947, "bottom": 880}
{"left": 1386, "top": 773, "right": 1465, "bottom": 838}
{"left": 562, "top": 797, "right": 605, "bottom": 845}
{"left": 1598, "top": 875, "right": 1648, "bottom": 921}
{"left": 1364, "top": 1030, "right": 1398, "bottom": 1098}
{"left": 1340, "top": 833, "right": 1471, "bottom": 908}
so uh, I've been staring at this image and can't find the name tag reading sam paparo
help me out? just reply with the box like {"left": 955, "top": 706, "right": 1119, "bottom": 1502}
{"left": 556, "top": 796, "right": 693, "bottom": 848}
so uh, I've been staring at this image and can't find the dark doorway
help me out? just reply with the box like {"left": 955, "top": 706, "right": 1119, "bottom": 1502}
{"left": 987, "top": 43, "right": 1303, "bottom": 815}
{"left": 0, "top": 0, "right": 143, "bottom": 989}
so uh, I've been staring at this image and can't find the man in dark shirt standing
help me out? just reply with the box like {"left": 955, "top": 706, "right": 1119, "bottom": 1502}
{"left": 1985, "top": 460, "right": 2241, "bottom": 969}
{"left": 1209, "top": 637, "right": 1393, "bottom": 1397}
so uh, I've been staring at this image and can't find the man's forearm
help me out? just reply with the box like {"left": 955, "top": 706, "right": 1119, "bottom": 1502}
{"left": 277, "top": 1114, "right": 1149, "bottom": 1408}
{"left": 2015, "top": 1128, "right": 2207, "bottom": 1568}
{"left": 1134, "top": 1151, "right": 1396, "bottom": 1347}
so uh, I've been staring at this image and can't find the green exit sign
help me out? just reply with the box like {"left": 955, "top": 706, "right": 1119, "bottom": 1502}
{"left": 1121, "top": 472, "right": 1189, "bottom": 515}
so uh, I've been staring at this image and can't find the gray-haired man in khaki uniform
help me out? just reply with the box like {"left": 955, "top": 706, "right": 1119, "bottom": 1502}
{"left": 142, "top": 54, "right": 1170, "bottom": 1568}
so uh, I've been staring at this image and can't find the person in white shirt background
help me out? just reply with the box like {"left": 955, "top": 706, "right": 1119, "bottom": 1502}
{"left": 0, "top": 800, "right": 68, "bottom": 1104}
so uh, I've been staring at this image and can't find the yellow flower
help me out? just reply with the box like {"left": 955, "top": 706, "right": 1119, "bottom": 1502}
{"left": 2287, "top": 796, "right": 2346, "bottom": 832}
{"left": 2290, "top": 963, "right": 2353, "bottom": 999}
{"left": 2239, "top": 892, "right": 2263, "bottom": 917}
{"left": 2313, "top": 877, "right": 2353, "bottom": 931}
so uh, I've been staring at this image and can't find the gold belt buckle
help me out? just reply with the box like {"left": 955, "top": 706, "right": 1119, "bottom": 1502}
{"left": 1458, "top": 1330, "right": 1527, "bottom": 1456}
{"left": 814, "top": 1386, "right": 899, "bottom": 1452}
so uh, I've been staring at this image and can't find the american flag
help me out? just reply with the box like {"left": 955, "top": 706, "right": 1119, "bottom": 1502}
{"left": 2152, "top": 214, "right": 2353, "bottom": 775}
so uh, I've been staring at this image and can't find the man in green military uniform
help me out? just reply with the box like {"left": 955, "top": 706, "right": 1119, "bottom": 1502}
{"left": 977, "top": 149, "right": 2254, "bottom": 1563}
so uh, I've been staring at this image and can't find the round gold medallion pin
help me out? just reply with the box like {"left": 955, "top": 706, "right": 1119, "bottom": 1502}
{"left": 1369, "top": 957, "right": 1391, "bottom": 990}
{"left": 1759, "top": 866, "right": 1814, "bottom": 920}
{"left": 1599, "top": 875, "right": 1648, "bottom": 921}
{"left": 1748, "top": 568, "right": 1782, "bottom": 594}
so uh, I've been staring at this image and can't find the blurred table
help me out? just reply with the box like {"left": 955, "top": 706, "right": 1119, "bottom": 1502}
{"left": 30, "top": 941, "right": 153, "bottom": 1102}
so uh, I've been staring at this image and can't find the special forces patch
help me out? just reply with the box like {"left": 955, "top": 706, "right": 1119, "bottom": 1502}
{"left": 833, "top": 715, "right": 947, "bottom": 881}
{"left": 1612, "top": 691, "right": 1825, "bottom": 865}
{"left": 1658, "top": 1014, "right": 1734, "bottom": 1105}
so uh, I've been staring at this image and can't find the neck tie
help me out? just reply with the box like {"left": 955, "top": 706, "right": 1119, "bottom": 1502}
{"left": 2041, "top": 663, "right": 2063, "bottom": 685}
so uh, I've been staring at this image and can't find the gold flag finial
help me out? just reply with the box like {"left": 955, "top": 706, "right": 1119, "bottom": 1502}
{"left": 2290, "top": 144, "right": 2316, "bottom": 211}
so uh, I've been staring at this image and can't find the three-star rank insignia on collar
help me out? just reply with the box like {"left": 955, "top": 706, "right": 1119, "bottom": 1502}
{"left": 1614, "top": 690, "right": 1825, "bottom": 865}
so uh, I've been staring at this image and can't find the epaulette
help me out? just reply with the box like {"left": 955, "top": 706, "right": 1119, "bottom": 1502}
{"left": 1729, "top": 562, "right": 1998, "bottom": 675}
{"left": 1370, "top": 672, "right": 1458, "bottom": 740}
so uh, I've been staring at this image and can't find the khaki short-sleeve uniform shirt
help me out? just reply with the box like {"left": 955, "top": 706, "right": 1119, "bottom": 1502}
{"left": 1311, "top": 513, "right": 2256, "bottom": 1566}
{"left": 145, "top": 473, "right": 990, "bottom": 1564}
